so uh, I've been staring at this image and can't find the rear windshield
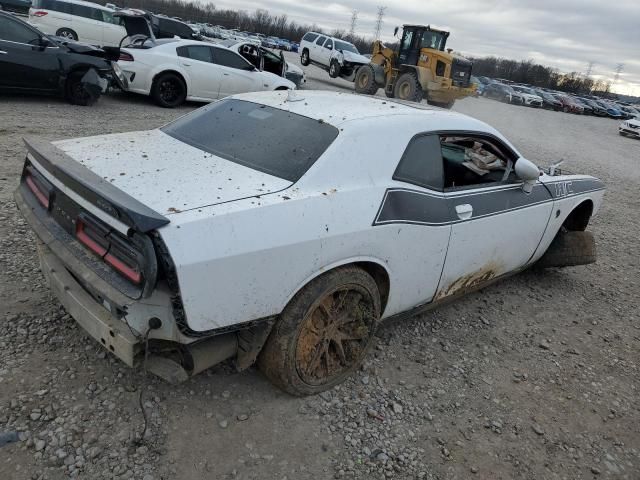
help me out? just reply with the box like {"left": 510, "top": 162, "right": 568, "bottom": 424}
{"left": 161, "top": 99, "right": 339, "bottom": 182}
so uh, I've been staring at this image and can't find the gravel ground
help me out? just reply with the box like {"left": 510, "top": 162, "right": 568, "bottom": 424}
{"left": 1, "top": 55, "right": 639, "bottom": 480}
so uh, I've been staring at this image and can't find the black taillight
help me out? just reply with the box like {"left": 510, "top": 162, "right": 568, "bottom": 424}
{"left": 24, "top": 165, "right": 53, "bottom": 210}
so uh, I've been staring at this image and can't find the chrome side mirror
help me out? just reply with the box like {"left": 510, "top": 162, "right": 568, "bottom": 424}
{"left": 515, "top": 157, "right": 540, "bottom": 194}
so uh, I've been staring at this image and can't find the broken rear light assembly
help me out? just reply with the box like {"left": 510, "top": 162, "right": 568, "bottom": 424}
{"left": 76, "top": 214, "right": 143, "bottom": 285}
{"left": 118, "top": 51, "right": 134, "bottom": 62}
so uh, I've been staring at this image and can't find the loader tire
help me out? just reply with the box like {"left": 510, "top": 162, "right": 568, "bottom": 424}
{"left": 536, "top": 230, "right": 596, "bottom": 268}
{"left": 354, "top": 65, "right": 379, "bottom": 95}
{"left": 393, "top": 72, "right": 423, "bottom": 103}
{"left": 258, "top": 266, "right": 381, "bottom": 396}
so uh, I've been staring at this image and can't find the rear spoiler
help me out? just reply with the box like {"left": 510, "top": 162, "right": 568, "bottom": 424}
{"left": 23, "top": 137, "right": 169, "bottom": 233}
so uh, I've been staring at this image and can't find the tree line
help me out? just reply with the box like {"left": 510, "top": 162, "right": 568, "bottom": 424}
{"left": 100, "top": 0, "right": 613, "bottom": 96}
{"left": 468, "top": 56, "right": 612, "bottom": 96}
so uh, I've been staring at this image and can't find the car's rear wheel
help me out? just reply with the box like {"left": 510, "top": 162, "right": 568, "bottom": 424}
{"left": 56, "top": 28, "right": 78, "bottom": 41}
{"left": 64, "top": 71, "right": 99, "bottom": 106}
{"left": 300, "top": 49, "right": 310, "bottom": 66}
{"left": 393, "top": 72, "right": 423, "bottom": 103}
{"left": 329, "top": 60, "right": 340, "bottom": 78}
{"left": 258, "top": 267, "right": 381, "bottom": 396}
{"left": 354, "top": 65, "right": 379, "bottom": 95}
{"left": 151, "top": 72, "right": 186, "bottom": 108}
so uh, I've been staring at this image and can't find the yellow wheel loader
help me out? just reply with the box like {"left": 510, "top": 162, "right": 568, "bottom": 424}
{"left": 354, "top": 25, "right": 476, "bottom": 108}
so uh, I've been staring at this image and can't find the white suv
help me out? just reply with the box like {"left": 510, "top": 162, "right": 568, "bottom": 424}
{"left": 299, "top": 31, "right": 370, "bottom": 81}
{"left": 29, "top": 0, "right": 126, "bottom": 47}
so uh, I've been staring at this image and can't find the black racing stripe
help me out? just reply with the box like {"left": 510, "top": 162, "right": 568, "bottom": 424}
{"left": 375, "top": 189, "right": 451, "bottom": 225}
{"left": 543, "top": 178, "right": 605, "bottom": 199}
{"left": 457, "top": 184, "right": 552, "bottom": 219}
{"left": 375, "top": 184, "right": 552, "bottom": 226}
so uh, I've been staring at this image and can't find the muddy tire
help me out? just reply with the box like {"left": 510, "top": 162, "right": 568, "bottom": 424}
{"left": 329, "top": 60, "right": 340, "bottom": 78}
{"left": 151, "top": 72, "right": 186, "bottom": 108}
{"left": 64, "top": 71, "right": 99, "bottom": 106}
{"left": 300, "top": 49, "right": 310, "bottom": 66}
{"left": 258, "top": 266, "right": 381, "bottom": 396}
{"left": 354, "top": 65, "right": 379, "bottom": 95}
{"left": 393, "top": 72, "right": 423, "bottom": 103}
{"left": 56, "top": 28, "right": 78, "bottom": 41}
{"left": 536, "top": 230, "right": 596, "bottom": 268}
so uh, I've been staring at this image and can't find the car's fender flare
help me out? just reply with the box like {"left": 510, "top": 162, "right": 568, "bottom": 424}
{"left": 148, "top": 64, "right": 190, "bottom": 95}
{"left": 282, "top": 256, "right": 392, "bottom": 316}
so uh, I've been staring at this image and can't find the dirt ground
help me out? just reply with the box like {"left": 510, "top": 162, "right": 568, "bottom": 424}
{"left": 1, "top": 57, "right": 639, "bottom": 480}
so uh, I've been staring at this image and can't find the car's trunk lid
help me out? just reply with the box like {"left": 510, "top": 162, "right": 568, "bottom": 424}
{"left": 53, "top": 129, "right": 292, "bottom": 216}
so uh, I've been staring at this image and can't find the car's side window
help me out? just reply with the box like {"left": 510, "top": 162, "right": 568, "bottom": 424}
{"left": 315, "top": 36, "right": 326, "bottom": 46}
{"left": 302, "top": 32, "right": 318, "bottom": 42}
{"left": 393, "top": 134, "right": 444, "bottom": 191}
{"left": 439, "top": 134, "right": 518, "bottom": 189}
{"left": 324, "top": 39, "right": 333, "bottom": 50}
{"left": 176, "top": 45, "right": 213, "bottom": 63}
{"left": 0, "top": 16, "right": 41, "bottom": 44}
{"left": 212, "top": 47, "right": 252, "bottom": 70}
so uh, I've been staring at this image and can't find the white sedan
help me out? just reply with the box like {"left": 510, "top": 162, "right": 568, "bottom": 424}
{"left": 117, "top": 39, "right": 295, "bottom": 107}
{"left": 15, "top": 92, "right": 604, "bottom": 395}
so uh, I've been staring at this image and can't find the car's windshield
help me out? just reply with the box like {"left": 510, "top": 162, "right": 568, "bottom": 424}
{"left": 161, "top": 99, "right": 339, "bottom": 182}
{"left": 334, "top": 40, "right": 358, "bottom": 54}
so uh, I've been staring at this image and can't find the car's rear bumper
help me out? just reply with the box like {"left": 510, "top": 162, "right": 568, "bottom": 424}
{"left": 14, "top": 187, "right": 141, "bottom": 365}
{"left": 38, "top": 241, "right": 140, "bottom": 365}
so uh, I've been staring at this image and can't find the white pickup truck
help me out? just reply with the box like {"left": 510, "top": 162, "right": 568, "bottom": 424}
{"left": 299, "top": 31, "right": 370, "bottom": 81}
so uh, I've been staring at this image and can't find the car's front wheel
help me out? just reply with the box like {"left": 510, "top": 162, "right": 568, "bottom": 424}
{"left": 329, "top": 60, "right": 340, "bottom": 78}
{"left": 300, "top": 49, "right": 310, "bottom": 66}
{"left": 258, "top": 266, "right": 381, "bottom": 396}
{"left": 151, "top": 72, "right": 186, "bottom": 108}
{"left": 56, "top": 28, "right": 78, "bottom": 41}
{"left": 64, "top": 71, "right": 99, "bottom": 106}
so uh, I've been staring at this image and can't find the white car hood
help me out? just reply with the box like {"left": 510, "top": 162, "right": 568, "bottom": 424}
{"left": 342, "top": 51, "right": 370, "bottom": 64}
{"left": 625, "top": 118, "right": 640, "bottom": 127}
{"left": 53, "top": 130, "right": 291, "bottom": 215}
{"left": 521, "top": 93, "right": 541, "bottom": 101}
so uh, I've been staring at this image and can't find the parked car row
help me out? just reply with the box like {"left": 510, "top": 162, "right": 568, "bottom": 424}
{"left": 476, "top": 76, "right": 640, "bottom": 120}
{"left": 0, "top": 10, "right": 296, "bottom": 107}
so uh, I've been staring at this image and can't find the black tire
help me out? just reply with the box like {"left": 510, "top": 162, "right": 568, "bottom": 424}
{"left": 428, "top": 99, "right": 455, "bottom": 109}
{"left": 300, "top": 49, "right": 310, "bottom": 66}
{"left": 56, "top": 28, "right": 78, "bottom": 41}
{"left": 328, "top": 60, "right": 340, "bottom": 78}
{"left": 258, "top": 266, "right": 381, "bottom": 396}
{"left": 536, "top": 230, "right": 596, "bottom": 268}
{"left": 151, "top": 72, "right": 186, "bottom": 108}
{"left": 393, "top": 72, "right": 423, "bottom": 102}
{"left": 64, "top": 71, "right": 99, "bottom": 106}
{"left": 354, "top": 65, "right": 379, "bottom": 95}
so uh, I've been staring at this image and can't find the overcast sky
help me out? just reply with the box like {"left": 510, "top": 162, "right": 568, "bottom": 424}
{"left": 210, "top": 0, "right": 640, "bottom": 96}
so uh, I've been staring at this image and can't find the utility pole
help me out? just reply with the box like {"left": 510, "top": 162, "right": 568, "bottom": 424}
{"left": 585, "top": 61, "right": 594, "bottom": 77}
{"left": 373, "top": 6, "right": 387, "bottom": 40}
{"left": 613, "top": 63, "right": 624, "bottom": 83}
{"left": 349, "top": 10, "right": 358, "bottom": 38}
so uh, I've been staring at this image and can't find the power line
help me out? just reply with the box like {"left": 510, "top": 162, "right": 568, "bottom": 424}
{"left": 373, "top": 6, "right": 387, "bottom": 40}
{"left": 349, "top": 10, "right": 358, "bottom": 38}
{"left": 614, "top": 63, "right": 624, "bottom": 83}
{"left": 585, "top": 61, "right": 594, "bottom": 77}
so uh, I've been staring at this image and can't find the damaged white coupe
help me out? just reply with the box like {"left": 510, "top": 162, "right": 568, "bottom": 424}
{"left": 15, "top": 91, "right": 605, "bottom": 395}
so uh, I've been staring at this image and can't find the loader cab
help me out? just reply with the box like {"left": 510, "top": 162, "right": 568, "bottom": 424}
{"left": 397, "top": 25, "right": 449, "bottom": 66}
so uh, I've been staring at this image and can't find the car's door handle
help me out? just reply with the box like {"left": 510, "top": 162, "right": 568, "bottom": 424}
{"left": 223, "top": 73, "right": 229, "bottom": 76}
{"left": 455, "top": 204, "right": 473, "bottom": 220}
{"left": 181, "top": 62, "right": 191, "bottom": 67}
{"left": 0, "top": 50, "right": 7, "bottom": 55}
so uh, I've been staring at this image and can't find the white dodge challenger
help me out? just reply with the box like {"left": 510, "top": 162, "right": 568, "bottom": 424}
{"left": 15, "top": 91, "right": 605, "bottom": 395}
